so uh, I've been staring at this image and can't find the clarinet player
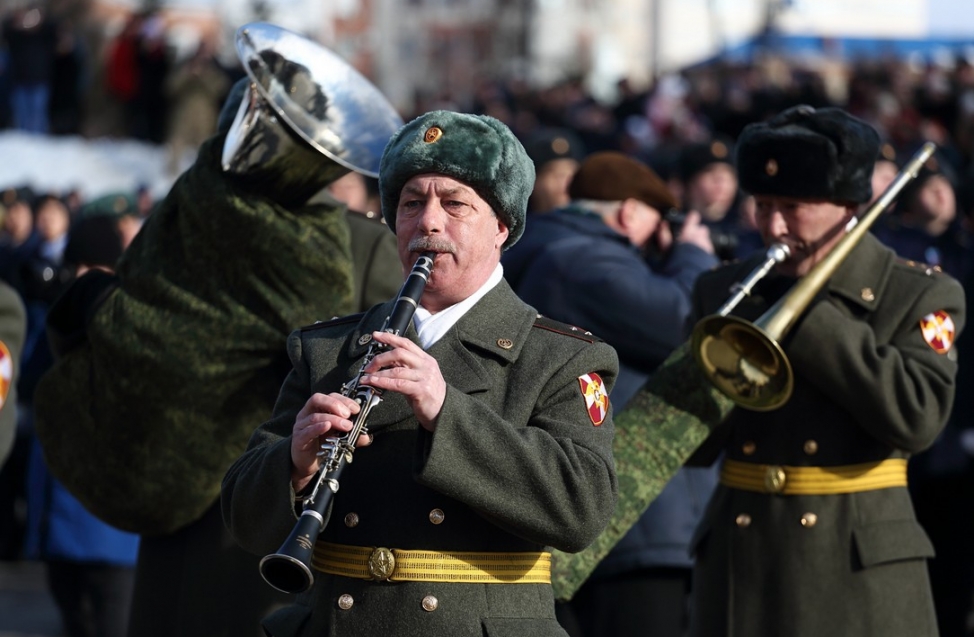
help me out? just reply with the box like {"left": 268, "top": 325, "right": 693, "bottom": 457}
{"left": 221, "top": 110, "right": 620, "bottom": 637}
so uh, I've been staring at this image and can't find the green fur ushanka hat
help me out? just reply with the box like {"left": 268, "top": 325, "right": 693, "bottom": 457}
{"left": 736, "top": 105, "right": 880, "bottom": 204}
{"left": 379, "top": 110, "right": 535, "bottom": 248}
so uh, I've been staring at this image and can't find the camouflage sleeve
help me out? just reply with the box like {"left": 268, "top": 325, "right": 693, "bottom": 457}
{"left": 550, "top": 342, "right": 735, "bottom": 601}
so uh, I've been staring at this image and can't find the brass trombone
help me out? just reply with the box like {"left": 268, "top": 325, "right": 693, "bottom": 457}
{"left": 690, "top": 141, "right": 937, "bottom": 411}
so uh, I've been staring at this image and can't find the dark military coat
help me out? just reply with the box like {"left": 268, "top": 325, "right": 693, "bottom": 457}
{"left": 344, "top": 209, "right": 402, "bottom": 312}
{"left": 686, "top": 233, "right": 966, "bottom": 637}
{"left": 222, "top": 280, "right": 619, "bottom": 637}
{"left": 0, "top": 280, "right": 25, "bottom": 467}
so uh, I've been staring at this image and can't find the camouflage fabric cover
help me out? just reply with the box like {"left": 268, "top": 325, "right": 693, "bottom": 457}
{"left": 33, "top": 133, "right": 356, "bottom": 536}
{"left": 550, "top": 343, "right": 735, "bottom": 601}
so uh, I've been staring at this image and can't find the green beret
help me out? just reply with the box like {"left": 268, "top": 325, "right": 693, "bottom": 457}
{"left": 736, "top": 105, "right": 880, "bottom": 204}
{"left": 379, "top": 110, "right": 535, "bottom": 248}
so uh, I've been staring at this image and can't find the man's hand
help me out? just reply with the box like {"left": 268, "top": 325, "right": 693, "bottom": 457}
{"left": 672, "top": 210, "right": 715, "bottom": 254}
{"left": 360, "top": 331, "right": 447, "bottom": 432}
{"left": 290, "top": 392, "right": 366, "bottom": 492}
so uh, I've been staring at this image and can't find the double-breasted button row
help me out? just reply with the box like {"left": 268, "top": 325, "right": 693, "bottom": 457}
{"left": 734, "top": 513, "right": 819, "bottom": 528}
{"left": 336, "top": 594, "right": 439, "bottom": 612}
{"left": 342, "top": 509, "right": 446, "bottom": 528}
{"left": 739, "top": 439, "right": 820, "bottom": 456}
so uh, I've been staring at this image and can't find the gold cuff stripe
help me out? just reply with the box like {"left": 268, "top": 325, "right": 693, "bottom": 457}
{"left": 312, "top": 542, "right": 551, "bottom": 583}
{"left": 721, "top": 458, "right": 908, "bottom": 495}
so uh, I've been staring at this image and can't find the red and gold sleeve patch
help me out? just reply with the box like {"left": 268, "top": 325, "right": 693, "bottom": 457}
{"left": 578, "top": 372, "right": 609, "bottom": 426}
{"left": 0, "top": 341, "right": 11, "bottom": 409}
{"left": 919, "top": 310, "right": 955, "bottom": 354}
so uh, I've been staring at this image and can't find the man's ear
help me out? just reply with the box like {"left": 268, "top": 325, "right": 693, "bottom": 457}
{"left": 495, "top": 218, "right": 510, "bottom": 250}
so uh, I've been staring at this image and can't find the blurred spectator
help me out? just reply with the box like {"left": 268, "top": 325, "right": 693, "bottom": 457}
{"left": 25, "top": 212, "right": 138, "bottom": 637}
{"left": 325, "top": 170, "right": 381, "bottom": 217}
{"left": 1, "top": 2, "right": 57, "bottom": 134}
{"left": 49, "top": 21, "right": 85, "bottom": 135}
{"left": 872, "top": 151, "right": 972, "bottom": 281}
{"left": 132, "top": 12, "right": 170, "bottom": 144}
{"left": 671, "top": 137, "right": 755, "bottom": 260}
{"left": 322, "top": 172, "right": 403, "bottom": 311}
{"left": 522, "top": 126, "right": 587, "bottom": 214}
{"left": 104, "top": 10, "right": 170, "bottom": 142}
{"left": 164, "top": 40, "right": 230, "bottom": 175}
{"left": 872, "top": 142, "right": 901, "bottom": 203}
{"left": 0, "top": 189, "right": 40, "bottom": 288}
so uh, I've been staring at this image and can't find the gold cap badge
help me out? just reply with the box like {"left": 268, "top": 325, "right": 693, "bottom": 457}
{"left": 424, "top": 126, "right": 443, "bottom": 143}
{"left": 765, "top": 158, "right": 779, "bottom": 176}
{"left": 711, "top": 141, "right": 728, "bottom": 158}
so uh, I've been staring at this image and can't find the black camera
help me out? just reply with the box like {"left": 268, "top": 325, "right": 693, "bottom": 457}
{"left": 664, "top": 209, "right": 739, "bottom": 262}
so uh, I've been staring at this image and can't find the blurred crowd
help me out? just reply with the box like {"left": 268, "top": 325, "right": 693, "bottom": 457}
{"left": 1, "top": 1, "right": 974, "bottom": 636}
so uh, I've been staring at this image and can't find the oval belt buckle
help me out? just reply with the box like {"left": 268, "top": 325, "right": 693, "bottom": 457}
{"left": 764, "top": 465, "right": 787, "bottom": 493}
{"left": 368, "top": 547, "right": 396, "bottom": 581}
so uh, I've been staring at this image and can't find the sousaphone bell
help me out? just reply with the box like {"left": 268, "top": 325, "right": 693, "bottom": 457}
{"left": 222, "top": 22, "right": 404, "bottom": 207}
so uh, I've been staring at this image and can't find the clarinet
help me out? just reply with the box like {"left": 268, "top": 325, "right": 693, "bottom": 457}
{"left": 259, "top": 251, "right": 436, "bottom": 594}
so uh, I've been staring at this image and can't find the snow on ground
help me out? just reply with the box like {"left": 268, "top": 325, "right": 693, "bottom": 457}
{"left": 0, "top": 130, "right": 182, "bottom": 203}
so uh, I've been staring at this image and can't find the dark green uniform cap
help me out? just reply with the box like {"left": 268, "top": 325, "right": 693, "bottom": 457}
{"left": 378, "top": 110, "right": 535, "bottom": 248}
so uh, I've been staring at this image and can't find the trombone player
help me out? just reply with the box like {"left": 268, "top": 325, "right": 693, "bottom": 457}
{"left": 685, "top": 105, "right": 965, "bottom": 637}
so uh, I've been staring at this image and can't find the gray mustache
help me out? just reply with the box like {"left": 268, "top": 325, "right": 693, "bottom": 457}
{"left": 408, "top": 236, "right": 456, "bottom": 254}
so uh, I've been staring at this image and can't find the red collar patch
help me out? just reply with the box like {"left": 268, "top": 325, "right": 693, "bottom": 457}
{"left": 579, "top": 373, "right": 609, "bottom": 426}
{"left": 919, "top": 310, "right": 955, "bottom": 354}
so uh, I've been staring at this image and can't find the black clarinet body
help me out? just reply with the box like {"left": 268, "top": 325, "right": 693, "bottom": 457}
{"left": 259, "top": 251, "right": 436, "bottom": 594}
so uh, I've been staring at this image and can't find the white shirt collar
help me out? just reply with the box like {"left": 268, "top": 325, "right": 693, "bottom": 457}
{"left": 412, "top": 263, "right": 503, "bottom": 349}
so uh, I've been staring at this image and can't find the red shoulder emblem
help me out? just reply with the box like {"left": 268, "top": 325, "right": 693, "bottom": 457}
{"left": 578, "top": 372, "right": 609, "bottom": 426}
{"left": 0, "top": 341, "right": 11, "bottom": 409}
{"left": 919, "top": 310, "right": 955, "bottom": 354}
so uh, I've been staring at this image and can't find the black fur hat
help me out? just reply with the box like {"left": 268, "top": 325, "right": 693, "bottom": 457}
{"left": 677, "top": 137, "right": 735, "bottom": 183}
{"left": 736, "top": 105, "right": 880, "bottom": 204}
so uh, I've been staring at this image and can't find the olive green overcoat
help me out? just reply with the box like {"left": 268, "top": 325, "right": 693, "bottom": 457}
{"left": 0, "top": 280, "right": 25, "bottom": 468}
{"left": 222, "top": 280, "right": 619, "bottom": 637}
{"left": 686, "top": 234, "right": 966, "bottom": 637}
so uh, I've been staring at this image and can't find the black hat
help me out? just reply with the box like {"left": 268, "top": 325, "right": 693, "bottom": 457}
{"left": 897, "top": 149, "right": 957, "bottom": 210}
{"left": 677, "top": 137, "right": 735, "bottom": 183}
{"left": 64, "top": 214, "right": 124, "bottom": 269}
{"left": 523, "top": 127, "right": 586, "bottom": 169}
{"left": 736, "top": 105, "right": 880, "bottom": 204}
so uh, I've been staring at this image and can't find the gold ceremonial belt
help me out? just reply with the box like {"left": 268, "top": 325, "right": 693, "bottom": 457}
{"left": 312, "top": 541, "right": 552, "bottom": 584}
{"left": 720, "top": 458, "right": 909, "bottom": 495}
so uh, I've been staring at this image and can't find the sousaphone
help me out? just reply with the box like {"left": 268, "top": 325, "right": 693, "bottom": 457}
{"left": 222, "top": 22, "right": 404, "bottom": 206}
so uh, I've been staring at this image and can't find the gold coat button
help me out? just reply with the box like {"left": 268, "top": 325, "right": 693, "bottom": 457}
{"left": 742, "top": 441, "right": 756, "bottom": 456}
{"left": 429, "top": 509, "right": 445, "bottom": 525}
{"left": 358, "top": 333, "right": 372, "bottom": 345}
{"left": 861, "top": 287, "right": 875, "bottom": 302}
{"left": 736, "top": 513, "right": 752, "bottom": 528}
{"left": 338, "top": 594, "right": 354, "bottom": 610}
{"left": 496, "top": 338, "right": 514, "bottom": 350}
{"left": 803, "top": 440, "right": 819, "bottom": 455}
{"left": 801, "top": 512, "right": 818, "bottom": 528}
{"left": 764, "top": 466, "right": 787, "bottom": 493}
{"left": 344, "top": 512, "right": 360, "bottom": 528}
{"left": 422, "top": 595, "right": 439, "bottom": 612}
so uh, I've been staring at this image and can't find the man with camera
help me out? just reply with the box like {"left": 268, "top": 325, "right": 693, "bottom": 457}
{"left": 502, "top": 151, "right": 718, "bottom": 637}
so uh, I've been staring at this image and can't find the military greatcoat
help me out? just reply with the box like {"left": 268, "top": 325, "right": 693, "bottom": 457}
{"left": 222, "top": 280, "right": 619, "bottom": 637}
{"left": 686, "top": 233, "right": 966, "bottom": 637}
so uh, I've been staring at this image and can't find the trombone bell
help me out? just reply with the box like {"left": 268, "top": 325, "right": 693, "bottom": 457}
{"left": 691, "top": 314, "right": 793, "bottom": 411}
